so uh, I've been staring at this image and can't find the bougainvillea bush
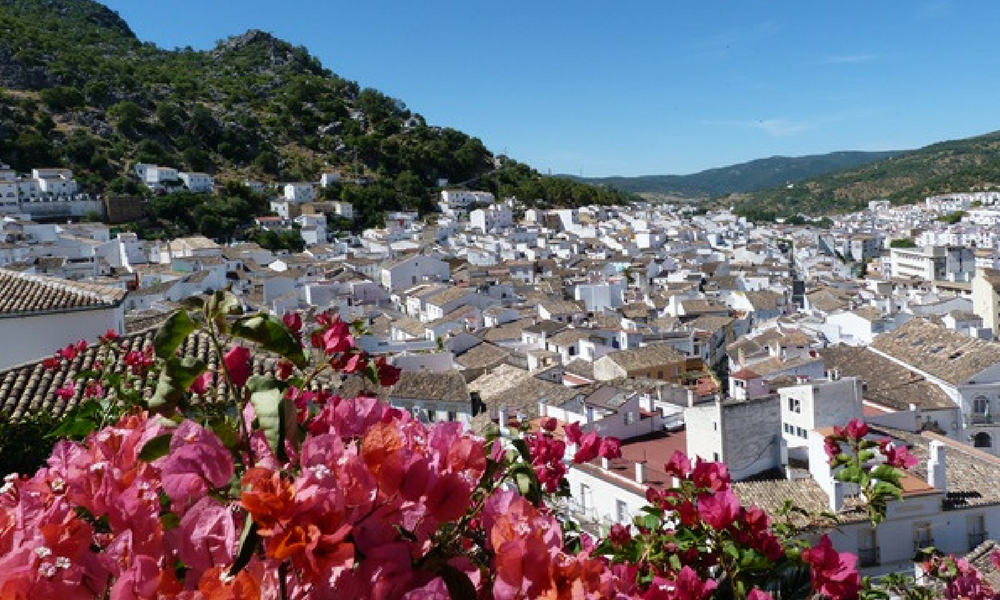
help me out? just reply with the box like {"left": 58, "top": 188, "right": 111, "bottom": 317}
{"left": 0, "top": 290, "right": 997, "bottom": 599}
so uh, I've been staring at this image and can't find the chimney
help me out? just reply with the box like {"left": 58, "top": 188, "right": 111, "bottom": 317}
{"left": 538, "top": 399, "right": 548, "bottom": 417}
{"left": 601, "top": 457, "right": 610, "bottom": 469}
{"left": 498, "top": 408, "right": 508, "bottom": 434}
{"left": 829, "top": 481, "right": 845, "bottom": 512}
{"left": 635, "top": 461, "right": 646, "bottom": 484}
{"left": 927, "top": 440, "right": 947, "bottom": 494}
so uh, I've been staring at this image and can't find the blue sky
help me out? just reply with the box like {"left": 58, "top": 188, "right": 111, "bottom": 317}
{"left": 102, "top": 0, "right": 1000, "bottom": 177}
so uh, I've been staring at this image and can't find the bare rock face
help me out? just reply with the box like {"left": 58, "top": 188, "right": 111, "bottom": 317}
{"left": 0, "top": 45, "right": 53, "bottom": 89}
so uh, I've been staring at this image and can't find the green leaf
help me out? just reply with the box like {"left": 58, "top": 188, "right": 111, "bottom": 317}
{"left": 153, "top": 310, "right": 196, "bottom": 359}
{"left": 439, "top": 564, "right": 477, "bottom": 600}
{"left": 49, "top": 400, "right": 102, "bottom": 440}
{"left": 138, "top": 433, "right": 173, "bottom": 462}
{"left": 161, "top": 512, "right": 181, "bottom": 531}
{"left": 149, "top": 357, "right": 207, "bottom": 413}
{"left": 229, "top": 517, "right": 259, "bottom": 577}
{"left": 834, "top": 464, "right": 863, "bottom": 483}
{"left": 179, "top": 297, "right": 205, "bottom": 310}
{"left": 511, "top": 439, "right": 532, "bottom": 463}
{"left": 248, "top": 376, "right": 297, "bottom": 461}
{"left": 870, "top": 465, "right": 903, "bottom": 485}
{"left": 206, "top": 290, "right": 242, "bottom": 333}
{"left": 231, "top": 313, "right": 306, "bottom": 367}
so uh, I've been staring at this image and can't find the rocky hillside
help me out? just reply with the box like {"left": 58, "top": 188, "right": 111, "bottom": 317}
{"left": 0, "top": 0, "right": 631, "bottom": 228}
{"left": 732, "top": 131, "right": 1000, "bottom": 220}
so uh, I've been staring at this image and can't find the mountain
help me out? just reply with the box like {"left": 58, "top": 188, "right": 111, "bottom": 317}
{"left": 562, "top": 150, "right": 902, "bottom": 198}
{"left": 732, "top": 131, "right": 1000, "bottom": 220}
{"left": 0, "top": 0, "right": 632, "bottom": 232}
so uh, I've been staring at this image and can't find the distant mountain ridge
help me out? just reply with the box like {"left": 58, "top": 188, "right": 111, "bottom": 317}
{"left": 562, "top": 150, "right": 902, "bottom": 198}
{"left": 732, "top": 130, "right": 1000, "bottom": 219}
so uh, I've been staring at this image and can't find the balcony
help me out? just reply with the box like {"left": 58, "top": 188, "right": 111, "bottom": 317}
{"left": 969, "top": 531, "right": 989, "bottom": 550}
{"left": 969, "top": 413, "right": 995, "bottom": 425}
{"left": 858, "top": 547, "right": 880, "bottom": 568}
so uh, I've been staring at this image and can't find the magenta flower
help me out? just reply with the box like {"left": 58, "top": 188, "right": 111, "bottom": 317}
{"left": 845, "top": 419, "right": 869, "bottom": 441}
{"left": 223, "top": 345, "right": 252, "bottom": 387}
{"left": 158, "top": 421, "right": 235, "bottom": 511}
{"left": 802, "top": 535, "right": 861, "bottom": 600}
{"left": 698, "top": 489, "right": 740, "bottom": 530}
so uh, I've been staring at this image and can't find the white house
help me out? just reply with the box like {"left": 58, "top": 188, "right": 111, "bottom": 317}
{"left": 179, "top": 172, "right": 214, "bottom": 193}
{"left": 284, "top": 183, "right": 315, "bottom": 203}
{"left": 379, "top": 254, "right": 450, "bottom": 291}
{"left": 0, "top": 269, "right": 127, "bottom": 370}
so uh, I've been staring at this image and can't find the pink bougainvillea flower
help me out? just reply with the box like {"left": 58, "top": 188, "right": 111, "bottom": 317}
{"left": 275, "top": 360, "right": 294, "bottom": 381}
{"left": 74, "top": 339, "right": 88, "bottom": 353}
{"left": 158, "top": 421, "right": 235, "bottom": 511}
{"left": 747, "top": 589, "right": 775, "bottom": 600}
{"left": 598, "top": 436, "right": 622, "bottom": 459}
{"left": 376, "top": 356, "right": 402, "bottom": 386}
{"left": 55, "top": 383, "right": 77, "bottom": 400}
{"left": 572, "top": 432, "right": 602, "bottom": 463}
{"left": 99, "top": 329, "right": 120, "bottom": 343}
{"left": 321, "top": 320, "right": 353, "bottom": 355}
{"left": 802, "top": 535, "right": 861, "bottom": 600}
{"left": 58, "top": 344, "right": 78, "bottom": 361}
{"left": 664, "top": 450, "right": 692, "bottom": 478}
{"left": 282, "top": 312, "right": 302, "bottom": 333}
{"left": 698, "top": 489, "right": 740, "bottom": 530}
{"left": 189, "top": 371, "right": 215, "bottom": 395}
{"left": 825, "top": 436, "right": 843, "bottom": 465}
{"left": 690, "top": 458, "right": 731, "bottom": 492}
{"left": 845, "top": 419, "right": 869, "bottom": 441}
{"left": 224, "top": 346, "right": 252, "bottom": 387}
{"left": 563, "top": 422, "right": 583, "bottom": 445}
{"left": 43, "top": 356, "right": 61, "bottom": 370}
{"left": 878, "top": 439, "right": 918, "bottom": 469}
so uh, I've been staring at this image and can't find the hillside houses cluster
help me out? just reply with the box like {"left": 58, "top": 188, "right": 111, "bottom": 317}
{"left": 11, "top": 186, "right": 1000, "bottom": 577}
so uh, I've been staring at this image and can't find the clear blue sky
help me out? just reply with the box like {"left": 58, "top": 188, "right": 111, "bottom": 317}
{"left": 101, "top": 0, "right": 1000, "bottom": 177}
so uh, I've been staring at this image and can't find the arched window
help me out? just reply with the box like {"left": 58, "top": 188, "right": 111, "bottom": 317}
{"left": 974, "top": 432, "right": 992, "bottom": 448}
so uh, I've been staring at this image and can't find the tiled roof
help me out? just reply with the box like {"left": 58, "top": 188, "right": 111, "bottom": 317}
{"left": 735, "top": 426, "right": 1000, "bottom": 528}
{"left": 455, "top": 342, "right": 510, "bottom": 370}
{"left": 870, "top": 318, "right": 1000, "bottom": 386}
{"left": 390, "top": 371, "right": 469, "bottom": 405}
{"left": 602, "top": 344, "right": 686, "bottom": 372}
{"left": 820, "top": 345, "right": 954, "bottom": 410}
{"left": 0, "top": 327, "right": 301, "bottom": 420}
{"left": 0, "top": 269, "right": 127, "bottom": 317}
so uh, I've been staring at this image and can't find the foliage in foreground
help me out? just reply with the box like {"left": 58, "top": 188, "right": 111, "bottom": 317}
{"left": 0, "top": 293, "right": 997, "bottom": 598}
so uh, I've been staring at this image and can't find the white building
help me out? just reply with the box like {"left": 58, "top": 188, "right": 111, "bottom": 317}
{"left": 439, "top": 190, "right": 494, "bottom": 216}
{"left": 469, "top": 204, "right": 513, "bottom": 233}
{"left": 0, "top": 269, "right": 126, "bottom": 370}
{"left": 179, "top": 172, "right": 214, "bottom": 193}
{"left": 284, "top": 183, "right": 315, "bottom": 203}
{"left": 134, "top": 163, "right": 179, "bottom": 191}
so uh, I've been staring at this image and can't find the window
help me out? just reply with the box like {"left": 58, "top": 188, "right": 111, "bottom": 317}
{"left": 914, "top": 523, "right": 933, "bottom": 552}
{"left": 713, "top": 421, "right": 718, "bottom": 431}
{"left": 974, "top": 432, "right": 992, "bottom": 448}
{"left": 797, "top": 427, "right": 807, "bottom": 438}
{"left": 447, "top": 411, "right": 457, "bottom": 422}
{"left": 712, "top": 452, "right": 720, "bottom": 461}
{"left": 580, "top": 483, "right": 592, "bottom": 514}
{"left": 857, "top": 529, "right": 879, "bottom": 567}
{"left": 624, "top": 412, "right": 637, "bottom": 426}
{"left": 788, "top": 397, "right": 801, "bottom": 413}
{"left": 968, "top": 515, "right": 987, "bottom": 550}
{"left": 616, "top": 499, "right": 628, "bottom": 523}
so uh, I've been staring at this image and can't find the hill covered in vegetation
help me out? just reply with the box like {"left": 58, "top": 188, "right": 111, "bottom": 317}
{"left": 0, "top": 0, "right": 632, "bottom": 231}
{"left": 564, "top": 150, "right": 901, "bottom": 198}
{"left": 732, "top": 131, "right": 1000, "bottom": 220}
